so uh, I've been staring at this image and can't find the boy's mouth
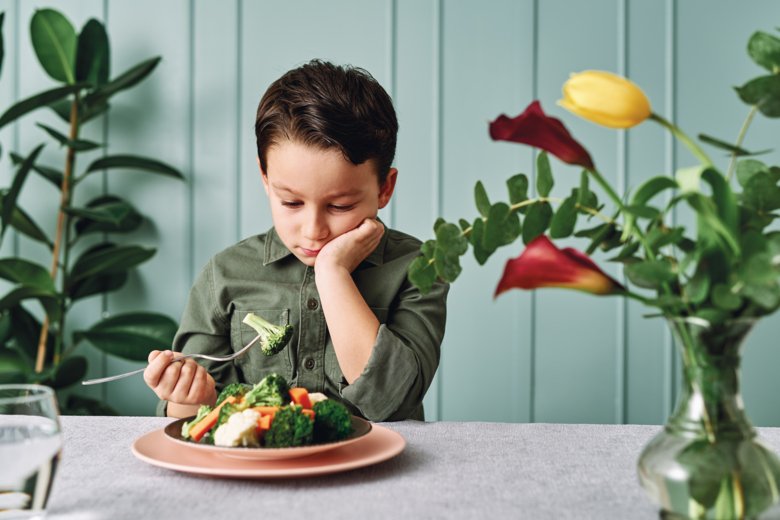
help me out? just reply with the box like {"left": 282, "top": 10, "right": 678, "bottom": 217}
{"left": 300, "top": 247, "right": 321, "bottom": 257}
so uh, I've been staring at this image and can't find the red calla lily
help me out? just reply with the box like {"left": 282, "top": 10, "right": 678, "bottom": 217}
{"left": 495, "top": 235, "right": 624, "bottom": 298}
{"left": 489, "top": 101, "right": 595, "bottom": 170}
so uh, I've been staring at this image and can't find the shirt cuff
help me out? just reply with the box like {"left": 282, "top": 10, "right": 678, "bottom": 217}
{"left": 340, "top": 324, "right": 418, "bottom": 421}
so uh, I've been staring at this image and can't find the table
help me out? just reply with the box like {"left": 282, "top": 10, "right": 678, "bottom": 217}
{"left": 45, "top": 417, "right": 780, "bottom": 519}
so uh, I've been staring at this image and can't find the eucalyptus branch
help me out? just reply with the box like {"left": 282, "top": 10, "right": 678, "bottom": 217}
{"left": 726, "top": 105, "right": 759, "bottom": 182}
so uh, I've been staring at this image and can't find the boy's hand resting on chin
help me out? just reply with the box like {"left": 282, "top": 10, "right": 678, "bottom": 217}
{"left": 315, "top": 218, "right": 384, "bottom": 274}
{"left": 144, "top": 350, "right": 217, "bottom": 406}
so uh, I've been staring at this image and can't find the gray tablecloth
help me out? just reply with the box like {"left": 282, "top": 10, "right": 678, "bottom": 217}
{"left": 45, "top": 417, "right": 780, "bottom": 519}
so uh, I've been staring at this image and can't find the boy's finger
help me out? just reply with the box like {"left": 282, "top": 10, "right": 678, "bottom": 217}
{"left": 170, "top": 360, "right": 197, "bottom": 402}
{"left": 143, "top": 350, "right": 173, "bottom": 387}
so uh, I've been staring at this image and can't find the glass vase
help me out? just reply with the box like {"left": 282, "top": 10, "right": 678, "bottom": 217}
{"left": 638, "top": 318, "right": 780, "bottom": 519}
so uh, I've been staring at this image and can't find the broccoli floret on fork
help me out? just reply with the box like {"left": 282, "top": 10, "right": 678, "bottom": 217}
{"left": 242, "top": 312, "right": 294, "bottom": 356}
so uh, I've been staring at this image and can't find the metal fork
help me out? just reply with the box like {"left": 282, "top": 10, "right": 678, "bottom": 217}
{"left": 81, "top": 333, "right": 262, "bottom": 385}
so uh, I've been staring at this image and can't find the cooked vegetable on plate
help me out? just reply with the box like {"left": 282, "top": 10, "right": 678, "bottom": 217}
{"left": 181, "top": 373, "right": 353, "bottom": 448}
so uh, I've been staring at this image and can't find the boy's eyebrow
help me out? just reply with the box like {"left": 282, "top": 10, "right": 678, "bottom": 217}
{"left": 271, "top": 182, "right": 362, "bottom": 198}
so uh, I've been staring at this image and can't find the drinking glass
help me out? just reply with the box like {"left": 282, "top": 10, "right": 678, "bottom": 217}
{"left": 0, "top": 385, "right": 62, "bottom": 519}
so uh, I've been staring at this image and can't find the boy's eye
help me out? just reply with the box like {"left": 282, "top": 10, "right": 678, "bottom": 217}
{"left": 281, "top": 201, "right": 302, "bottom": 208}
{"left": 329, "top": 204, "right": 355, "bottom": 212}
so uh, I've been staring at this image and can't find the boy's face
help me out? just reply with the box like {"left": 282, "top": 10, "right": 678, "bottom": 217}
{"left": 260, "top": 139, "right": 397, "bottom": 267}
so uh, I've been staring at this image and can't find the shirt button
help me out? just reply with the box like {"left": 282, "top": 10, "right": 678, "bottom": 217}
{"left": 307, "top": 298, "right": 319, "bottom": 310}
{"left": 303, "top": 357, "right": 315, "bottom": 370}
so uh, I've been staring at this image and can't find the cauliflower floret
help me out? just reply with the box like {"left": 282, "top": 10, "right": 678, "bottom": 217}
{"left": 213, "top": 409, "right": 261, "bottom": 447}
{"left": 309, "top": 392, "right": 328, "bottom": 404}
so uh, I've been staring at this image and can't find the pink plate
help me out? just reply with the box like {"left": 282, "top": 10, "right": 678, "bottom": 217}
{"left": 162, "top": 415, "right": 372, "bottom": 461}
{"left": 131, "top": 424, "right": 405, "bottom": 479}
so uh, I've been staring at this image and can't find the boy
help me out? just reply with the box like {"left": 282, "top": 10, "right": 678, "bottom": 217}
{"left": 144, "top": 60, "right": 448, "bottom": 421}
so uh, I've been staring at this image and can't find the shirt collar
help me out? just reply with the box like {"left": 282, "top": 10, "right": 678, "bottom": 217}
{"left": 263, "top": 221, "right": 388, "bottom": 267}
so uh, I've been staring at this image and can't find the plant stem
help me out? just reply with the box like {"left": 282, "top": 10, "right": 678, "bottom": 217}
{"left": 34, "top": 94, "right": 80, "bottom": 372}
{"left": 726, "top": 105, "right": 758, "bottom": 182}
{"left": 649, "top": 113, "right": 714, "bottom": 167}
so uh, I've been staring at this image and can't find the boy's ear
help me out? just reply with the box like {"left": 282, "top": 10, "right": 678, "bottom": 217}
{"left": 378, "top": 168, "right": 398, "bottom": 209}
{"left": 257, "top": 156, "right": 270, "bottom": 194}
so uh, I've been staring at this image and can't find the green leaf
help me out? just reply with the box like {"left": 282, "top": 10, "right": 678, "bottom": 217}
{"left": 407, "top": 255, "right": 437, "bottom": 295}
{"left": 686, "top": 267, "right": 711, "bottom": 305}
{"left": 622, "top": 176, "right": 677, "bottom": 241}
{"left": 470, "top": 217, "right": 491, "bottom": 265}
{"left": 458, "top": 218, "right": 470, "bottom": 231}
{"left": 0, "top": 286, "right": 59, "bottom": 322}
{"left": 10, "top": 152, "right": 64, "bottom": 188}
{"left": 68, "top": 271, "right": 128, "bottom": 302}
{"left": 67, "top": 243, "right": 155, "bottom": 288}
{"left": 698, "top": 133, "right": 769, "bottom": 157}
{"left": 474, "top": 181, "right": 491, "bottom": 218}
{"left": 7, "top": 306, "right": 51, "bottom": 363}
{"left": 742, "top": 282, "right": 780, "bottom": 310}
{"left": 743, "top": 171, "right": 780, "bottom": 213}
{"left": 36, "top": 123, "right": 102, "bottom": 151}
{"left": 712, "top": 284, "right": 742, "bottom": 311}
{"left": 577, "top": 170, "right": 591, "bottom": 205}
{"left": 536, "top": 152, "right": 554, "bottom": 197}
{"left": 0, "top": 84, "right": 84, "bottom": 130}
{"left": 69, "top": 195, "right": 144, "bottom": 236}
{"left": 608, "top": 241, "right": 640, "bottom": 262}
{"left": 74, "top": 312, "right": 177, "bottom": 361}
{"left": 506, "top": 174, "right": 529, "bottom": 206}
{"left": 432, "top": 222, "right": 468, "bottom": 283}
{"left": 52, "top": 355, "right": 88, "bottom": 388}
{"left": 549, "top": 194, "right": 578, "bottom": 239}
{"left": 735, "top": 75, "right": 780, "bottom": 118}
{"left": 484, "top": 202, "right": 521, "bottom": 251}
{"left": 84, "top": 154, "right": 184, "bottom": 179}
{"left": 49, "top": 97, "right": 109, "bottom": 125}
{"left": 0, "top": 258, "right": 55, "bottom": 291}
{"left": 677, "top": 441, "right": 731, "bottom": 509}
{"left": 623, "top": 204, "right": 660, "bottom": 220}
{"left": 522, "top": 202, "right": 552, "bottom": 244}
{"left": 433, "top": 217, "right": 446, "bottom": 233}
{"left": 84, "top": 57, "right": 161, "bottom": 106}
{"left": 0, "top": 351, "right": 28, "bottom": 384}
{"left": 30, "top": 9, "right": 77, "bottom": 83}
{"left": 736, "top": 159, "right": 769, "bottom": 188}
{"left": 677, "top": 167, "right": 740, "bottom": 255}
{"left": 747, "top": 31, "right": 780, "bottom": 73}
{"left": 75, "top": 19, "right": 109, "bottom": 86}
{"left": 624, "top": 260, "right": 676, "bottom": 289}
{"left": 0, "top": 195, "right": 52, "bottom": 247}
{"left": 1, "top": 145, "right": 45, "bottom": 243}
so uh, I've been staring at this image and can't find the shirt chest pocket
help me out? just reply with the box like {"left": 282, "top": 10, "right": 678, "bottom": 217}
{"left": 231, "top": 309, "right": 293, "bottom": 383}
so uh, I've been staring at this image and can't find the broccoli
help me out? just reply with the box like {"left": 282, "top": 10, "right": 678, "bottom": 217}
{"left": 242, "top": 312, "right": 294, "bottom": 356}
{"left": 181, "top": 404, "right": 212, "bottom": 439}
{"left": 215, "top": 401, "right": 240, "bottom": 430}
{"left": 244, "top": 373, "right": 291, "bottom": 407}
{"left": 216, "top": 382, "right": 252, "bottom": 405}
{"left": 263, "top": 405, "right": 313, "bottom": 448}
{"left": 312, "top": 399, "right": 353, "bottom": 443}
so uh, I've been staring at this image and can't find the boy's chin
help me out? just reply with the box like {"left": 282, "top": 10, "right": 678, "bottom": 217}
{"left": 293, "top": 252, "right": 317, "bottom": 267}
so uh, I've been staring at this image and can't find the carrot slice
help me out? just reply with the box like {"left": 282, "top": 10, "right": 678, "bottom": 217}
{"left": 301, "top": 408, "right": 315, "bottom": 421}
{"left": 256, "top": 414, "right": 273, "bottom": 431}
{"left": 250, "top": 406, "right": 280, "bottom": 418}
{"left": 289, "top": 387, "right": 312, "bottom": 409}
{"left": 189, "top": 396, "right": 237, "bottom": 442}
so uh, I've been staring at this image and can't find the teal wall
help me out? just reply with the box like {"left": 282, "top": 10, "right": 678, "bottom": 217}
{"left": 2, "top": 0, "right": 780, "bottom": 424}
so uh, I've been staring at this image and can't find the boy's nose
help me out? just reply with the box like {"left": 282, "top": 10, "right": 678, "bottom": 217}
{"left": 302, "top": 211, "right": 329, "bottom": 241}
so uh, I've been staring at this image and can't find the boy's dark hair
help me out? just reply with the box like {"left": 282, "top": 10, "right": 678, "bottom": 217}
{"left": 255, "top": 60, "right": 398, "bottom": 185}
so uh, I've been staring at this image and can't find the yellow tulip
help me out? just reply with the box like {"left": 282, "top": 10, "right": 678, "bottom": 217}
{"left": 559, "top": 70, "right": 651, "bottom": 129}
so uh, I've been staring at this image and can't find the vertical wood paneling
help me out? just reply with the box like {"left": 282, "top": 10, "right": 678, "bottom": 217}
{"left": 192, "top": 0, "right": 239, "bottom": 274}
{"left": 534, "top": 0, "right": 620, "bottom": 423}
{"left": 439, "top": 0, "right": 534, "bottom": 422}
{"left": 624, "top": 0, "right": 670, "bottom": 425}
{"left": 394, "top": 0, "right": 440, "bottom": 419}
{"left": 238, "top": 0, "right": 391, "bottom": 242}
{"left": 3, "top": 1, "right": 780, "bottom": 424}
{"left": 104, "top": 0, "right": 191, "bottom": 414}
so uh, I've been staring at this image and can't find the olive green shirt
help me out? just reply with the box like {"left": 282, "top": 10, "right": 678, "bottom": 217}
{"left": 157, "top": 226, "right": 448, "bottom": 421}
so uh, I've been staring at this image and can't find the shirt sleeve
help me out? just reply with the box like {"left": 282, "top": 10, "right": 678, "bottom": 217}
{"left": 340, "top": 278, "right": 449, "bottom": 421}
{"left": 155, "top": 259, "right": 239, "bottom": 416}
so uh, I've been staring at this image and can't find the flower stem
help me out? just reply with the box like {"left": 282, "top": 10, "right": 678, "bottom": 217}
{"left": 650, "top": 113, "right": 714, "bottom": 167}
{"left": 726, "top": 105, "right": 758, "bottom": 182}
